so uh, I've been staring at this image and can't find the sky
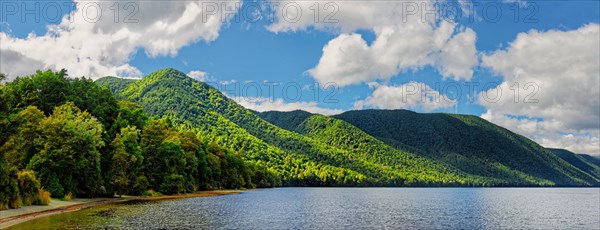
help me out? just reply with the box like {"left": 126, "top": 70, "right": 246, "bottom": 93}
{"left": 0, "top": 0, "right": 599, "bottom": 155}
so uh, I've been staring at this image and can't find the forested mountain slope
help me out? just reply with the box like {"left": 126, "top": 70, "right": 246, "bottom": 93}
{"left": 258, "top": 111, "right": 596, "bottom": 186}
{"left": 98, "top": 69, "right": 598, "bottom": 187}
{"left": 98, "top": 68, "right": 474, "bottom": 186}
{"left": 95, "top": 76, "right": 136, "bottom": 96}
{"left": 256, "top": 110, "right": 313, "bottom": 132}
{"left": 548, "top": 148, "right": 600, "bottom": 180}
{"left": 330, "top": 110, "right": 598, "bottom": 186}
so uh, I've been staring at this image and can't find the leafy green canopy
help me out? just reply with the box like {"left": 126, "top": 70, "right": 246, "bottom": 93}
{"left": 0, "top": 70, "right": 277, "bottom": 208}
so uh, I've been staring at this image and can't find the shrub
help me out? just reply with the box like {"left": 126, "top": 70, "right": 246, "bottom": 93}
{"left": 7, "top": 196, "right": 22, "bottom": 210}
{"left": 131, "top": 176, "right": 149, "bottom": 195}
{"left": 47, "top": 174, "right": 65, "bottom": 198}
{"left": 0, "top": 164, "right": 21, "bottom": 210}
{"left": 159, "top": 174, "right": 185, "bottom": 195}
{"left": 142, "top": 189, "right": 162, "bottom": 197}
{"left": 34, "top": 189, "right": 51, "bottom": 205}
{"left": 17, "top": 170, "right": 42, "bottom": 206}
{"left": 63, "top": 192, "right": 74, "bottom": 201}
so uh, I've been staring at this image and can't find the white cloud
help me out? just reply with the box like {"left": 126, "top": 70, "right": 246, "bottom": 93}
{"left": 481, "top": 111, "right": 600, "bottom": 156}
{"left": 219, "top": 79, "right": 238, "bottom": 85}
{"left": 187, "top": 70, "right": 212, "bottom": 82}
{"left": 232, "top": 96, "right": 343, "bottom": 115}
{"left": 268, "top": 1, "right": 478, "bottom": 86}
{"left": 354, "top": 82, "right": 456, "bottom": 112}
{"left": 0, "top": 0, "right": 241, "bottom": 80}
{"left": 538, "top": 133, "right": 600, "bottom": 156}
{"left": 480, "top": 24, "right": 600, "bottom": 155}
{"left": 437, "top": 28, "right": 478, "bottom": 80}
{"left": 0, "top": 49, "right": 45, "bottom": 81}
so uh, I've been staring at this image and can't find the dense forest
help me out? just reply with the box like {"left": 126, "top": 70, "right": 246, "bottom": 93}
{"left": 548, "top": 148, "right": 600, "bottom": 180}
{"left": 331, "top": 110, "right": 600, "bottom": 186}
{"left": 99, "top": 68, "right": 599, "bottom": 187}
{"left": 2, "top": 68, "right": 598, "bottom": 210}
{"left": 98, "top": 69, "right": 479, "bottom": 187}
{"left": 0, "top": 70, "right": 277, "bottom": 210}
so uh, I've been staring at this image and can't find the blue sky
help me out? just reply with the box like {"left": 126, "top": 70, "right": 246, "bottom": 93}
{"left": 1, "top": 0, "right": 599, "bottom": 154}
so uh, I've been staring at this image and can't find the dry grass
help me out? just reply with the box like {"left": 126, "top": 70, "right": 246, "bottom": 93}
{"left": 63, "top": 192, "right": 74, "bottom": 201}
{"left": 8, "top": 197, "right": 22, "bottom": 210}
{"left": 35, "top": 189, "right": 51, "bottom": 205}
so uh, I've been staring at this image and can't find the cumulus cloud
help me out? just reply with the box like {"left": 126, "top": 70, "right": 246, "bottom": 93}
{"left": 354, "top": 82, "right": 456, "bottom": 112}
{"left": 0, "top": 0, "right": 240, "bottom": 80}
{"left": 437, "top": 28, "right": 478, "bottom": 80}
{"left": 537, "top": 133, "right": 600, "bottom": 156}
{"left": 481, "top": 111, "right": 600, "bottom": 155}
{"left": 0, "top": 49, "right": 45, "bottom": 81}
{"left": 268, "top": 1, "right": 478, "bottom": 86}
{"left": 480, "top": 24, "right": 600, "bottom": 155}
{"left": 232, "top": 96, "right": 344, "bottom": 115}
{"left": 187, "top": 70, "right": 212, "bottom": 82}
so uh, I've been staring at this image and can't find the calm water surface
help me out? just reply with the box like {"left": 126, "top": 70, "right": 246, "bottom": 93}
{"left": 8, "top": 188, "right": 600, "bottom": 229}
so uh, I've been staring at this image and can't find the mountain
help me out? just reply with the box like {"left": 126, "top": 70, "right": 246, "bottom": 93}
{"left": 329, "top": 110, "right": 598, "bottom": 186}
{"left": 95, "top": 76, "right": 136, "bottom": 96}
{"left": 97, "top": 68, "right": 471, "bottom": 186}
{"left": 548, "top": 148, "right": 600, "bottom": 180}
{"left": 261, "top": 111, "right": 501, "bottom": 185}
{"left": 257, "top": 110, "right": 313, "bottom": 132}
{"left": 98, "top": 68, "right": 598, "bottom": 187}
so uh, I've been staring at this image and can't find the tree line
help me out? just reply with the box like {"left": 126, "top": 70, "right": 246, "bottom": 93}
{"left": 0, "top": 70, "right": 279, "bottom": 210}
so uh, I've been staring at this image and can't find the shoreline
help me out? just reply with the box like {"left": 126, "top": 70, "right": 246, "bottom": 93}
{"left": 0, "top": 190, "right": 242, "bottom": 229}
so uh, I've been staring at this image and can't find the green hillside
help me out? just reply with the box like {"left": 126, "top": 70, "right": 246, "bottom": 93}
{"left": 96, "top": 68, "right": 598, "bottom": 187}
{"left": 94, "top": 76, "right": 136, "bottom": 96}
{"left": 580, "top": 155, "right": 600, "bottom": 167}
{"left": 257, "top": 110, "right": 589, "bottom": 186}
{"left": 548, "top": 148, "right": 600, "bottom": 180}
{"left": 331, "top": 110, "right": 598, "bottom": 186}
{"left": 257, "top": 110, "right": 313, "bottom": 132}
{"left": 98, "top": 68, "right": 479, "bottom": 186}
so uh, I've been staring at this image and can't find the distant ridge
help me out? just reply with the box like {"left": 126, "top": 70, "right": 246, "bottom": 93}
{"left": 97, "top": 68, "right": 599, "bottom": 187}
{"left": 548, "top": 148, "right": 600, "bottom": 180}
{"left": 332, "top": 109, "right": 599, "bottom": 186}
{"left": 98, "top": 68, "right": 471, "bottom": 186}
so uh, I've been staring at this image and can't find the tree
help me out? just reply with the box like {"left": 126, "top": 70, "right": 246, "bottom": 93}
{"left": 176, "top": 131, "right": 202, "bottom": 192}
{"left": 46, "top": 174, "right": 65, "bottom": 198}
{"left": 3, "top": 70, "right": 70, "bottom": 115}
{"left": 0, "top": 155, "right": 20, "bottom": 210}
{"left": 109, "top": 101, "right": 148, "bottom": 137}
{"left": 1, "top": 68, "right": 290, "bottom": 205}
{"left": 140, "top": 118, "right": 173, "bottom": 189}
{"left": 157, "top": 140, "right": 186, "bottom": 193}
{"left": 1, "top": 106, "right": 46, "bottom": 169}
{"left": 159, "top": 174, "right": 185, "bottom": 195}
{"left": 140, "top": 118, "right": 188, "bottom": 194}
{"left": 29, "top": 102, "right": 104, "bottom": 197}
{"left": 111, "top": 126, "right": 145, "bottom": 196}
{"left": 68, "top": 78, "right": 119, "bottom": 129}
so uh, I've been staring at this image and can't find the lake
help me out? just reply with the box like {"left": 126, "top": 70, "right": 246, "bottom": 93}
{"left": 8, "top": 188, "right": 600, "bottom": 229}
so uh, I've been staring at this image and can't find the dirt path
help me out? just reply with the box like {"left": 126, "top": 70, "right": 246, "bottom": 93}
{"left": 0, "top": 190, "right": 242, "bottom": 229}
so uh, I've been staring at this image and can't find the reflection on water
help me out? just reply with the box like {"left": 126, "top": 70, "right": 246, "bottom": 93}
{"left": 9, "top": 188, "right": 600, "bottom": 229}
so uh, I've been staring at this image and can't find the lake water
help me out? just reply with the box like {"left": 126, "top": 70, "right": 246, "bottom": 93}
{"left": 8, "top": 188, "right": 600, "bottom": 229}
